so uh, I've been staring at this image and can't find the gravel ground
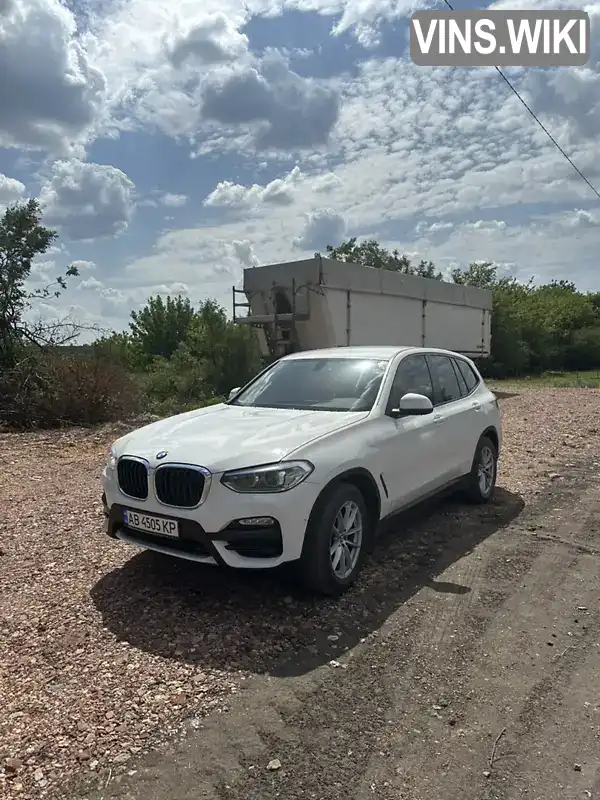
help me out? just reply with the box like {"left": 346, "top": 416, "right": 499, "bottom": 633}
{"left": 1, "top": 387, "right": 599, "bottom": 800}
{"left": 90, "top": 450, "right": 600, "bottom": 800}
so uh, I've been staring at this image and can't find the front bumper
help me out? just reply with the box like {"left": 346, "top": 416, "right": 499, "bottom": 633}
{"left": 102, "top": 473, "right": 320, "bottom": 569}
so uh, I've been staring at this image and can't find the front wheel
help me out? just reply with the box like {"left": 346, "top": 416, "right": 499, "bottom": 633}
{"left": 297, "top": 483, "right": 369, "bottom": 596}
{"left": 464, "top": 435, "right": 498, "bottom": 504}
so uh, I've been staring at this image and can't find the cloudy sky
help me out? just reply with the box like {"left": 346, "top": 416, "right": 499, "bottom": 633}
{"left": 2, "top": 0, "right": 599, "bottom": 336}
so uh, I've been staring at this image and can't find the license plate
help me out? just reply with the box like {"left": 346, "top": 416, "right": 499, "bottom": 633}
{"left": 124, "top": 509, "right": 179, "bottom": 538}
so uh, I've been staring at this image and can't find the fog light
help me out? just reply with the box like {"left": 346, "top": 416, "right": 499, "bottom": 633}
{"left": 238, "top": 517, "right": 274, "bottom": 527}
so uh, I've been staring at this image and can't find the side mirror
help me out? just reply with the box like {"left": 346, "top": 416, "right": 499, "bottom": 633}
{"left": 390, "top": 392, "right": 434, "bottom": 418}
{"left": 228, "top": 387, "right": 241, "bottom": 401}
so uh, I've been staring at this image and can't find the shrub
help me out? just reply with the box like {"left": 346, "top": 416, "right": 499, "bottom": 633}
{"left": 148, "top": 393, "right": 226, "bottom": 419}
{"left": 0, "top": 349, "right": 141, "bottom": 429}
{"left": 142, "top": 354, "right": 222, "bottom": 417}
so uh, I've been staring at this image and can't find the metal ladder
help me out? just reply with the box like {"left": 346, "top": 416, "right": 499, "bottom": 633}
{"left": 232, "top": 284, "right": 299, "bottom": 360}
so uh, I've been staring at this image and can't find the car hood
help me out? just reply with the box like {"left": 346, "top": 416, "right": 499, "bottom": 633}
{"left": 115, "top": 403, "right": 367, "bottom": 473}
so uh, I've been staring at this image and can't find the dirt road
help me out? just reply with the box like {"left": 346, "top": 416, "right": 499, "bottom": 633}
{"left": 77, "top": 458, "right": 600, "bottom": 800}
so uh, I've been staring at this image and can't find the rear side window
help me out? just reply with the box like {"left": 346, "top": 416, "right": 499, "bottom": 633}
{"left": 427, "top": 355, "right": 462, "bottom": 405}
{"left": 454, "top": 358, "right": 479, "bottom": 393}
{"left": 452, "top": 360, "right": 469, "bottom": 396}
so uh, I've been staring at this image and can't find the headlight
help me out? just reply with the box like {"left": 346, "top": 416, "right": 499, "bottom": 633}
{"left": 220, "top": 461, "right": 314, "bottom": 493}
{"left": 105, "top": 444, "right": 118, "bottom": 471}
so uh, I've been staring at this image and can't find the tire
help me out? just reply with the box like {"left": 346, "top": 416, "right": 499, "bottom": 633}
{"left": 464, "top": 435, "right": 498, "bottom": 504}
{"left": 297, "top": 483, "right": 370, "bottom": 596}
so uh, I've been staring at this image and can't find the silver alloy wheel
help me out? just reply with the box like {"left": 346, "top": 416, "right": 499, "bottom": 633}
{"left": 330, "top": 500, "right": 363, "bottom": 580}
{"left": 477, "top": 445, "right": 495, "bottom": 496}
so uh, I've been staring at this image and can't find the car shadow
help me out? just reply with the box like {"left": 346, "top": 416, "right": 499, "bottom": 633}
{"left": 90, "top": 488, "right": 524, "bottom": 678}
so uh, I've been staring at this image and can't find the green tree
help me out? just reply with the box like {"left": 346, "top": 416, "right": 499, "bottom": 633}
{"left": 451, "top": 261, "right": 533, "bottom": 376}
{"left": 325, "top": 238, "right": 444, "bottom": 279}
{"left": 450, "top": 261, "right": 500, "bottom": 290}
{"left": 93, "top": 330, "right": 144, "bottom": 370}
{"left": 129, "top": 294, "right": 196, "bottom": 361}
{"left": 414, "top": 259, "right": 443, "bottom": 279}
{"left": 586, "top": 291, "right": 600, "bottom": 315}
{"left": 0, "top": 199, "right": 79, "bottom": 367}
{"left": 451, "top": 263, "right": 600, "bottom": 376}
{"left": 530, "top": 281, "right": 596, "bottom": 336}
{"left": 566, "top": 326, "right": 600, "bottom": 371}
{"left": 525, "top": 281, "right": 597, "bottom": 372}
{"left": 143, "top": 300, "right": 262, "bottom": 414}
{"left": 187, "top": 299, "right": 262, "bottom": 397}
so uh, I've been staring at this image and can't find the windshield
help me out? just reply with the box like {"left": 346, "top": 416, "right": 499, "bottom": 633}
{"left": 230, "top": 357, "right": 389, "bottom": 412}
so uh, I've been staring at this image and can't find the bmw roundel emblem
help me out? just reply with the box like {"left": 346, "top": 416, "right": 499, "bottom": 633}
{"left": 156, "top": 450, "right": 168, "bottom": 460}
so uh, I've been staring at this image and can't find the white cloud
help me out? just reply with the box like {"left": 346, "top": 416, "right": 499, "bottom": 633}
{"left": 200, "top": 53, "right": 341, "bottom": 150}
{"left": 0, "top": 173, "right": 26, "bottom": 207}
{"left": 557, "top": 209, "right": 600, "bottom": 228}
{"left": 203, "top": 166, "right": 344, "bottom": 213}
{"left": 328, "top": 0, "right": 431, "bottom": 40}
{"left": 529, "top": 67, "right": 600, "bottom": 140}
{"left": 159, "top": 193, "right": 188, "bottom": 207}
{"left": 464, "top": 220, "right": 507, "bottom": 231}
{"left": 405, "top": 212, "right": 600, "bottom": 289}
{"left": 97, "top": 286, "right": 130, "bottom": 317}
{"left": 204, "top": 166, "right": 302, "bottom": 207}
{"left": 85, "top": 0, "right": 424, "bottom": 147}
{"left": 39, "top": 159, "right": 135, "bottom": 240}
{"left": 167, "top": 13, "right": 249, "bottom": 67}
{"left": 29, "top": 259, "right": 56, "bottom": 283}
{"left": 314, "top": 172, "right": 342, "bottom": 192}
{"left": 87, "top": 4, "right": 341, "bottom": 149}
{"left": 416, "top": 220, "right": 454, "bottom": 235}
{"left": 5, "top": 0, "right": 594, "bottom": 167}
{"left": 101, "top": 287, "right": 125, "bottom": 301}
{"left": 45, "top": 242, "right": 67, "bottom": 256}
{"left": 149, "top": 281, "right": 190, "bottom": 295}
{"left": 0, "top": 0, "right": 105, "bottom": 154}
{"left": 492, "top": 1, "right": 600, "bottom": 142}
{"left": 279, "top": 54, "right": 600, "bottom": 233}
{"left": 232, "top": 239, "right": 259, "bottom": 266}
{"left": 116, "top": 226, "right": 270, "bottom": 318}
{"left": 293, "top": 208, "right": 346, "bottom": 250}
{"left": 137, "top": 192, "right": 188, "bottom": 209}
{"left": 428, "top": 222, "right": 453, "bottom": 231}
{"left": 77, "top": 276, "right": 103, "bottom": 291}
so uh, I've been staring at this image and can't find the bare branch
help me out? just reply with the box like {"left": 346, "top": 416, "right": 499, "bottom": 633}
{"left": 19, "top": 313, "right": 107, "bottom": 347}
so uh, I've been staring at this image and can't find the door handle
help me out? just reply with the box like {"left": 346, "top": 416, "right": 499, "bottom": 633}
{"left": 433, "top": 415, "right": 444, "bottom": 424}
{"left": 471, "top": 402, "right": 481, "bottom": 410}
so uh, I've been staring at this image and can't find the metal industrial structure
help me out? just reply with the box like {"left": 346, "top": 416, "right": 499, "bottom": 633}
{"left": 233, "top": 256, "right": 492, "bottom": 361}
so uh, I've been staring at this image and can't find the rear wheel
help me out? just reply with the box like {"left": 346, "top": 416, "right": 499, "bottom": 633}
{"left": 297, "top": 483, "right": 369, "bottom": 596}
{"left": 464, "top": 435, "right": 497, "bottom": 503}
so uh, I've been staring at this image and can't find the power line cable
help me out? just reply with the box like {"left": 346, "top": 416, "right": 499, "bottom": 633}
{"left": 440, "top": 0, "right": 600, "bottom": 201}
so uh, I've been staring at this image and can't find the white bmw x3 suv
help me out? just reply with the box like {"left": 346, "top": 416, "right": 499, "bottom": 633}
{"left": 102, "top": 346, "right": 501, "bottom": 595}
